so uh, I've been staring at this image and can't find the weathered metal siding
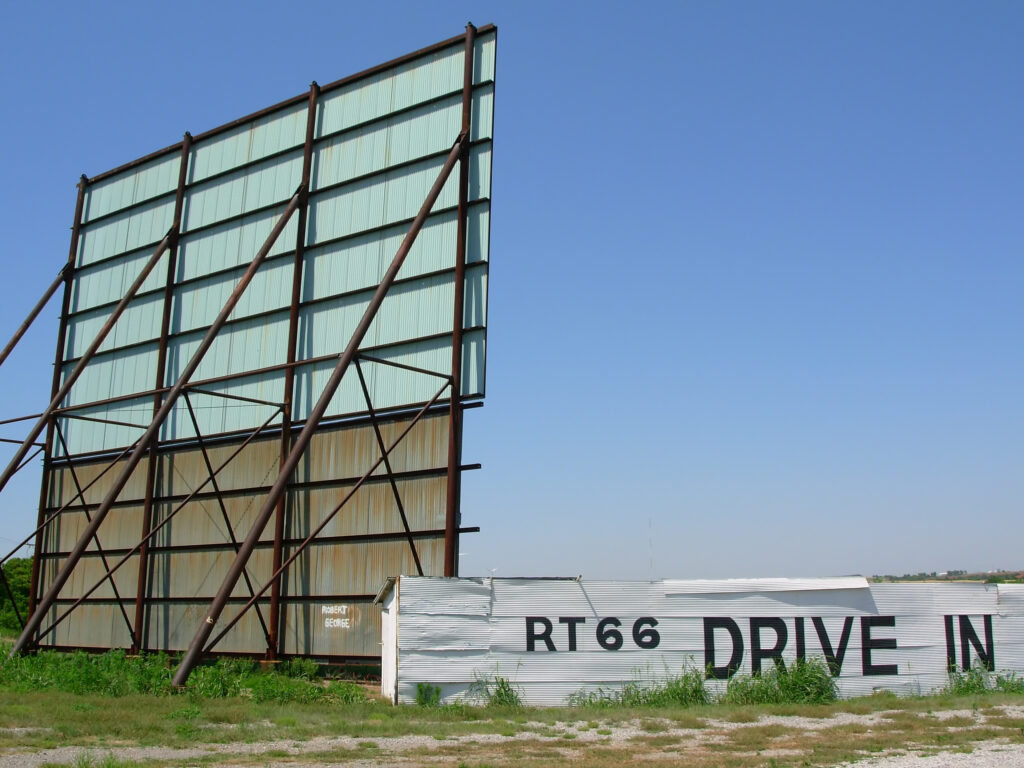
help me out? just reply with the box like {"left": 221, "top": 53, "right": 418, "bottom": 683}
{"left": 384, "top": 578, "right": 1024, "bottom": 705}
{"left": 34, "top": 26, "right": 495, "bottom": 656}
{"left": 38, "top": 412, "right": 449, "bottom": 653}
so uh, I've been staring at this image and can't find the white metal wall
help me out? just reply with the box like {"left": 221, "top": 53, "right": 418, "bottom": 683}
{"left": 382, "top": 577, "right": 1024, "bottom": 705}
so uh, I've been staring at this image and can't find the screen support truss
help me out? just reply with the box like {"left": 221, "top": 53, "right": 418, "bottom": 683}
{"left": 3, "top": 23, "right": 481, "bottom": 679}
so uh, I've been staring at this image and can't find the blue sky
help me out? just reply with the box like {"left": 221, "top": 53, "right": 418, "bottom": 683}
{"left": 0, "top": 1, "right": 1021, "bottom": 579}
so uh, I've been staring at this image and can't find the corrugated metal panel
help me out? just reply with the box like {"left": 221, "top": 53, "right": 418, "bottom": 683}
{"left": 170, "top": 258, "right": 293, "bottom": 334}
{"left": 59, "top": 346, "right": 157, "bottom": 415}
{"left": 184, "top": 150, "right": 304, "bottom": 231}
{"left": 190, "top": 102, "right": 308, "bottom": 183}
{"left": 37, "top": 602, "right": 135, "bottom": 650}
{"left": 282, "top": 599, "right": 382, "bottom": 657}
{"left": 998, "top": 584, "right": 1024, "bottom": 615}
{"left": 388, "top": 578, "right": 1024, "bottom": 706}
{"left": 52, "top": 397, "right": 152, "bottom": 457}
{"left": 145, "top": 602, "right": 271, "bottom": 654}
{"left": 77, "top": 198, "right": 176, "bottom": 267}
{"left": 64, "top": 292, "right": 165, "bottom": 358}
{"left": 176, "top": 204, "right": 299, "bottom": 281}
{"left": 69, "top": 245, "right": 169, "bottom": 313}
{"left": 306, "top": 144, "right": 490, "bottom": 245}
{"left": 302, "top": 207, "right": 489, "bottom": 303}
{"left": 293, "top": 328, "right": 485, "bottom": 419}
{"left": 82, "top": 152, "right": 180, "bottom": 223}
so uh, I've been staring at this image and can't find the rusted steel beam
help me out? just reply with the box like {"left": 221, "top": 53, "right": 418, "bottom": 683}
{"left": 184, "top": 387, "right": 284, "bottom": 409}
{"left": 269, "top": 81, "right": 320, "bottom": 659}
{"left": 133, "top": 133, "right": 192, "bottom": 652}
{"left": 182, "top": 393, "right": 274, "bottom": 650}
{"left": 39, "top": 524, "right": 482, "bottom": 560}
{"left": 59, "top": 413, "right": 149, "bottom": 431}
{"left": 33, "top": 407, "right": 282, "bottom": 642}
{"left": 445, "top": 23, "right": 477, "bottom": 577}
{"left": 0, "top": 414, "right": 42, "bottom": 426}
{"left": 12, "top": 447, "right": 43, "bottom": 475}
{"left": 9, "top": 191, "right": 302, "bottom": 657}
{"left": 29, "top": 175, "right": 87, "bottom": 621}
{"left": 41, "top": 460, "right": 482, "bottom": 515}
{"left": 354, "top": 359, "right": 424, "bottom": 575}
{"left": 0, "top": 266, "right": 70, "bottom": 370}
{"left": 5, "top": 441, "right": 141, "bottom": 569}
{"left": 356, "top": 353, "right": 450, "bottom": 380}
{"left": 172, "top": 133, "right": 470, "bottom": 686}
{"left": 201, "top": 382, "right": 450, "bottom": 654}
{"left": 49, "top": 323, "right": 485, "bottom": 417}
{"left": 0, "top": 229, "right": 174, "bottom": 500}
{"left": 52, "top": 422, "right": 136, "bottom": 643}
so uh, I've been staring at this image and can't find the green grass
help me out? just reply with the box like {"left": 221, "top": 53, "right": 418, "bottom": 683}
{"left": 720, "top": 657, "right": 837, "bottom": 705}
{"left": 0, "top": 649, "right": 368, "bottom": 705}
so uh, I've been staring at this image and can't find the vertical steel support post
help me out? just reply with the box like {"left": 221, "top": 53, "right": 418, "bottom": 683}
{"left": 171, "top": 134, "right": 469, "bottom": 686}
{"left": 0, "top": 266, "right": 70, "bottom": 370}
{"left": 269, "top": 83, "right": 319, "bottom": 659}
{"left": 444, "top": 23, "right": 476, "bottom": 577}
{"left": 9, "top": 191, "right": 302, "bottom": 658}
{"left": 28, "top": 175, "right": 87, "bottom": 622}
{"left": 133, "top": 134, "right": 192, "bottom": 652}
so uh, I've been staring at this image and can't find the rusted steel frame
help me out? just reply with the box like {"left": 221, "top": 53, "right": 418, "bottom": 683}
{"left": 0, "top": 414, "right": 42, "bottom": 426}
{"left": 29, "top": 175, "right": 88, "bottom": 621}
{"left": 173, "top": 135, "right": 469, "bottom": 685}
{"left": 33, "top": 407, "right": 282, "bottom": 642}
{"left": 0, "top": 227, "right": 174, "bottom": 499}
{"left": 133, "top": 133, "right": 192, "bottom": 652}
{"left": 71, "top": 200, "right": 484, "bottom": 325}
{"left": 202, "top": 382, "right": 450, "bottom": 655}
{"left": 445, "top": 23, "right": 476, "bottom": 578}
{"left": 3, "top": 441, "right": 141, "bottom": 568}
{"left": 43, "top": 460, "right": 482, "bottom": 516}
{"left": 0, "top": 265, "right": 70, "bottom": 370}
{"left": 184, "top": 387, "right": 284, "bottom": 409}
{"left": 87, "top": 26, "right": 495, "bottom": 186}
{"left": 60, "top": 413, "right": 149, "bottom": 431}
{"left": 13, "top": 447, "right": 44, "bottom": 474}
{"left": 10, "top": 192, "right": 302, "bottom": 657}
{"left": 354, "top": 359, "right": 424, "bottom": 575}
{"left": 52, "top": 422, "right": 136, "bottom": 642}
{"left": 181, "top": 393, "right": 274, "bottom": 649}
{"left": 84, "top": 82, "right": 493, "bottom": 218}
{"left": 40, "top": 524, "right": 482, "bottom": 559}
{"left": 51, "top": 322, "right": 486, "bottom": 417}
{"left": 356, "top": 353, "right": 450, "bottom": 380}
{"left": 52, "top": 397, "right": 480, "bottom": 466}
{"left": 269, "top": 82, "right": 320, "bottom": 659}
{"left": 78, "top": 137, "right": 489, "bottom": 292}
{"left": 0, "top": 438, "right": 44, "bottom": 447}
{"left": 0, "top": 564, "right": 25, "bottom": 629}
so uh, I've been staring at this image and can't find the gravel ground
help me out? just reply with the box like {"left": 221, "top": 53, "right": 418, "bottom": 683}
{"left": 1, "top": 706, "right": 1022, "bottom": 767}
{"left": 834, "top": 743, "right": 1024, "bottom": 767}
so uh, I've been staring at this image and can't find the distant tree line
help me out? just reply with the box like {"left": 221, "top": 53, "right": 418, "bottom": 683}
{"left": 0, "top": 558, "right": 31, "bottom": 634}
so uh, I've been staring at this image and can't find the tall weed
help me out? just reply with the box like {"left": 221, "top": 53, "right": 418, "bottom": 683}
{"left": 721, "top": 658, "right": 837, "bottom": 706}
{"left": 569, "top": 664, "right": 709, "bottom": 708}
{"left": 0, "top": 650, "right": 172, "bottom": 696}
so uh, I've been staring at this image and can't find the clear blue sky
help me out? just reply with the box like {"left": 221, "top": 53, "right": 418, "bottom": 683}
{"left": 1, "top": 1, "right": 1021, "bottom": 579}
